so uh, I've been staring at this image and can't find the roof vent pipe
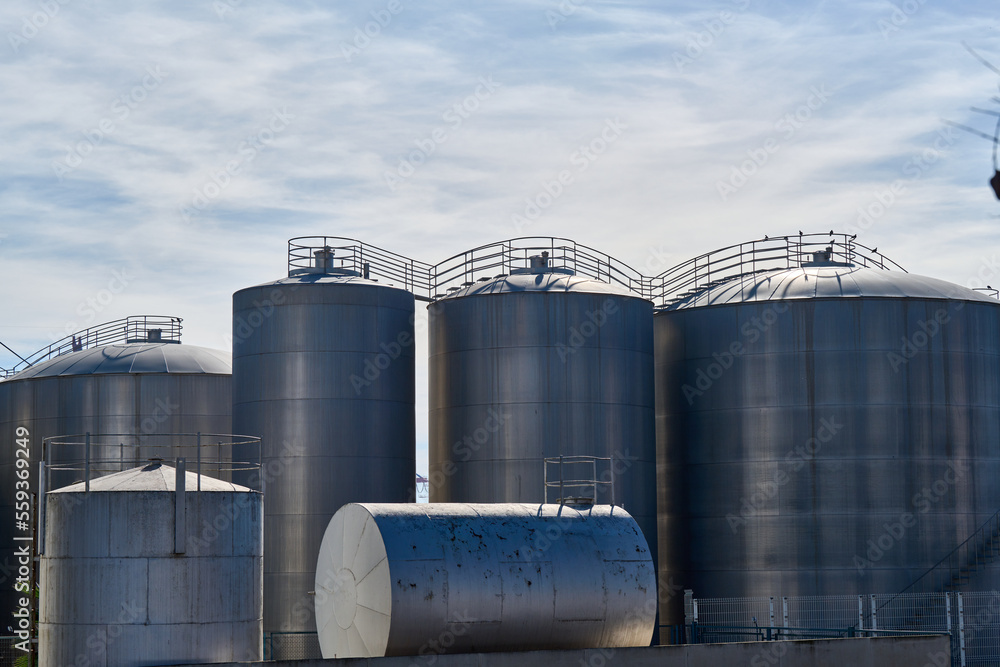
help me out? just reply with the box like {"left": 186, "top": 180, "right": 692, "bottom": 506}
{"left": 530, "top": 251, "right": 549, "bottom": 269}
{"left": 314, "top": 247, "right": 334, "bottom": 273}
{"left": 812, "top": 249, "right": 832, "bottom": 263}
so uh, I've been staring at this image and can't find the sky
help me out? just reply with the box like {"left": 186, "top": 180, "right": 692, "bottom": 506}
{"left": 0, "top": 0, "right": 998, "bottom": 477}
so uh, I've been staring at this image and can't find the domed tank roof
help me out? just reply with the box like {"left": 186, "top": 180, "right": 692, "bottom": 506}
{"left": 439, "top": 271, "right": 641, "bottom": 300}
{"left": 9, "top": 342, "right": 231, "bottom": 380}
{"left": 664, "top": 263, "right": 998, "bottom": 310}
{"left": 49, "top": 461, "right": 251, "bottom": 493}
{"left": 241, "top": 272, "right": 408, "bottom": 291}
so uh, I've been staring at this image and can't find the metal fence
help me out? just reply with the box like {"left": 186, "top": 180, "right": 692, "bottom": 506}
{"left": 264, "top": 631, "right": 323, "bottom": 660}
{"left": 686, "top": 591, "right": 1000, "bottom": 666}
{"left": 0, "top": 636, "right": 30, "bottom": 665}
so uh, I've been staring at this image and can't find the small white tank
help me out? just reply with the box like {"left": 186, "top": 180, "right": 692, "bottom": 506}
{"left": 314, "top": 503, "right": 656, "bottom": 658}
{"left": 39, "top": 462, "right": 263, "bottom": 666}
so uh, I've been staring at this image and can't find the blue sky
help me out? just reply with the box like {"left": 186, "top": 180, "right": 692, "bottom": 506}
{"left": 1, "top": 0, "right": 998, "bottom": 474}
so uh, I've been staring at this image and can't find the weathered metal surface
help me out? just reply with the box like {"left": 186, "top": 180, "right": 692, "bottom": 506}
{"left": 655, "top": 263, "right": 1000, "bottom": 626}
{"left": 315, "top": 503, "right": 656, "bottom": 658}
{"left": 0, "top": 342, "right": 232, "bottom": 631}
{"left": 38, "top": 463, "right": 262, "bottom": 666}
{"left": 232, "top": 269, "right": 416, "bottom": 636}
{"left": 427, "top": 271, "right": 657, "bottom": 584}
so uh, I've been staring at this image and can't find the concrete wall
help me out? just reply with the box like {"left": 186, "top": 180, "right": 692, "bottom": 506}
{"left": 170, "top": 635, "right": 950, "bottom": 667}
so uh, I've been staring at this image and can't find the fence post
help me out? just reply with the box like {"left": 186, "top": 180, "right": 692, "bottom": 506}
{"left": 946, "top": 592, "right": 952, "bottom": 636}
{"left": 946, "top": 592, "right": 954, "bottom": 665}
{"left": 769, "top": 597, "right": 775, "bottom": 639}
{"left": 692, "top": 597, "right": 699, "bottom": 643}
{"left": 782, "top": 596, "right": 789, "bottom": 631}
{"left": 957, "top": 592, "right": 966, "bottom": 667}
{"left": 858, "top": 595, "right": 865, "bottom": 636}
{"left": 870, "top": 594, "right": 878, "bottom": 633}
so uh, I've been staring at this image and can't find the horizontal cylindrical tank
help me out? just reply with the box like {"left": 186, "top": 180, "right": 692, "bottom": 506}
{"left": 0, "top": 339, "right": 232, "bottom": 630}
{"left": 39, "top": 461, "right": 262, "bottom": 666}
{"left": 315, "top": 503, "right": 655, "bottom": 658}
{"left": 655, "top": 261, "right": 1000, "bottom": 623}
{"left": 427, "top": 269, "right": 657, "bottom": 572}
{"left": 232, "top": 253, "right": 416, "bottom": 637}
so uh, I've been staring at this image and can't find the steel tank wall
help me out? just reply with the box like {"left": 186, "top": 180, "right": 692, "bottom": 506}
{"left": 232, "top": 274, "right": 416, "bottom": 636}
{"left": 0, "top": 343, "right": 232, "bottom": 633}
{"left": 38, "top": 463, "right": 262, "bottom": 666}
{"left": 427, "top": 274, "right": 657, "bottom": 570}
{"left": 655, "top": 269, "right": 1000, "bottom": 625}
{"left": 314, "top": 502, "right": 656, "bottom": 658}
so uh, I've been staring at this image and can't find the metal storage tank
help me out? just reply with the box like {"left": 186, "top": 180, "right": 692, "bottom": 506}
{"left": 314, "top": 502, "right": 656, "bottom": 658}
{"left": 654, "top": 234, "right": 1000, "bottom": 626}
{"left": 427, "top": 241, "right": 657, "bottom": 581}
{"left": 39, "top": 457, "right": 262, "bottom": 666}
{"left": 0, "top": 316, "right": 232, "bottom": 631}
{"left": 232, "top": 237, "right": 416, "bottom": 644}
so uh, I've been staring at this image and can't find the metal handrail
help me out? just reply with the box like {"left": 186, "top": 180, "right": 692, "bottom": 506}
{"left": 543, "top": 455, "right": 616, "bottom": 506}
{"left": 287, "top": 233, "right": 906, "bottom": 308}
{"left": 288, "top": 236, "right": 654, "bottom": 302}
{"left": 288, "top": 236, "right": 435, "bottom": 298}
{"left": 0, "top": 315, "right": 183, "bottom": 380}
{"left": 38, "top": 432, "right": 263, "bottom": 558}
{"left": 41, "top": 432, "right": 263, "bottom": 491}
{"left": 650, "top": 232, "right": 907, "bottom": 308}
{"left": 431, "top": 237, "right": 653, "bottom": 300}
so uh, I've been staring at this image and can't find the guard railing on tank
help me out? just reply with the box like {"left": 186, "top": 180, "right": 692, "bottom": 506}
{"left": 543, "top": 455, "right": 616, "bottom": 507}
{"left": 38, "top": 433, "right": 263, "bottom": 555}
{"left": 288, "top": 236, "right": 654, "bottom": 302}
{"left": 41, "top": 432, "right": 262, "bottom": 491}
{"left": 650, "top": 233, "right": 907, "bottom": 308}
{"left": 287, "top": 232, "right": 914, "bottom": 309}
{"left": 431, "top": 237, "right": 653, "bottom": 300}
{"left": 288, "top": 236, "right": 435, "bottom": 296}
{"left": 0, "top": 315, "right": 183, "bottom": 380}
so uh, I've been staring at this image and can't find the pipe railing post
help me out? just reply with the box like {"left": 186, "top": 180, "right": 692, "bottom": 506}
{"left": 175, "top": 458, "right": 186, "bottom": 554}
{"left": 558, "top": 455, "right": 564, "bottom": 505}
{"left": 38, "top": 452, "right": 47, "bottom": 556}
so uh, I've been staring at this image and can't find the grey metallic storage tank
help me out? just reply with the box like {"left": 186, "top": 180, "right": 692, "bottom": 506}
{"left": 314, "top": 502, "right": 656, "bottom": 658}
{"left": 427, "top": 249, "right": 657, "bottom": 582}
{"left": 0, "top": 317, "right": 232, "bottom": 632}
{"left": 654, "top": 241, "right": 1000, "bottom": 625}
{"left": 39, "top": 461, "right": 262, "bottom": 666}
{"left": 232, "top": 238, "right": 416, "bottom": 640}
